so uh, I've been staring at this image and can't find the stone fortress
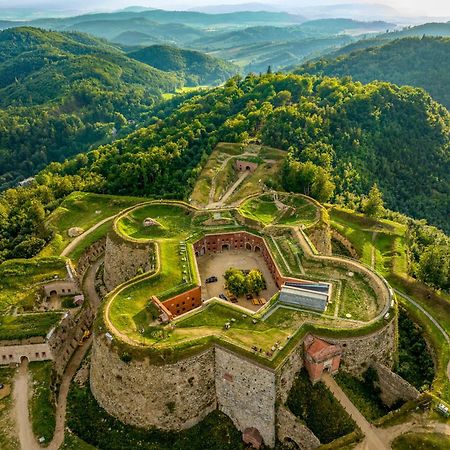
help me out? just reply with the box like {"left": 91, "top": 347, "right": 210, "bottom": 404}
{"left": 87, "top": 197, "right": 419, "bottom": 449}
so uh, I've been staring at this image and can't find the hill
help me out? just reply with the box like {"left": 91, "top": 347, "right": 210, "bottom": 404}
{"left": 296, "top": 37, "right": 450, "bottom": 109}
{"left": 0, "top": 27, "right": 182, "bottom": 191}
{"left": 1, "top": 72, "right": 449, "bottom": 265}
{"left": 128, "top": 45, "right": 239, "bottom": 86}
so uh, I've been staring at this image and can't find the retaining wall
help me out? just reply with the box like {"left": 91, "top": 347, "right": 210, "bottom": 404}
{"left": 103, "top": 231, "right": 155, "bottom": 291}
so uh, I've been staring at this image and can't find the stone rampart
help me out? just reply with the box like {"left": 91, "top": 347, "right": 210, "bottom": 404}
{"left": 48, "top": 306, "right": 94, "bottom": 376}
{"left": 321, "top": 319, "right": 397, "bottom": 375}
{"left": 277, "top": 405, "right": 320, "bottom": 450}
{"left": 76, "top": 237, "right": 106, "bottom": 277}
{"left": 372, "top": 362, "right": 420, "bottom": 407}
{"left": 215, "top": 346, "right": 277, "bottom": 447}
{"left": 103, "top": 230, "right": 155, "bottom": 291}
{"left": 90, "top": 334, "right": 216, "bottom": 430}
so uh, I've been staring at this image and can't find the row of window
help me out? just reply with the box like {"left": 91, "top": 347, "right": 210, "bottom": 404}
{"left": 1, "top": 351, "right": 47, "bottom": 361}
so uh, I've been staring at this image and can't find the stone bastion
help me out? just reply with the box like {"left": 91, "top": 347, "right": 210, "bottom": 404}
{"left": 90, "top": 200, "right": 398, "bottom": 448}
{"left": 90, "top": 317, "right": 397, "bottom": 448}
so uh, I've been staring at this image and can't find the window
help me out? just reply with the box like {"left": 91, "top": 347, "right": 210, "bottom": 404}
{"left": 41, "top": 352, "right": 46, "bottom": 357}
{"left": 68, "top": 289, "right": 71, "bottom": 293}
{"left": 35, "top": 353, "right": 39, "bottom": 358}
{"left": 2, "top": 355, "right": 6, "bottom": 360}
{"left": 62, "top": 289, "right": 65, "bottom": 293}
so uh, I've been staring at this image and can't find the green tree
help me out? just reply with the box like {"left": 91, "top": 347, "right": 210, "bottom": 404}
{"left": 417, "top": 245, "right": 449, "bottom": 290}
{"left": 246, "top": 269, "right": 266, "bottom": 295}
{"left": 362, "top": 184, "right": 384, "bottom": 218}
{"left": 224, "top": 268, "right": 247, "bottom": 297}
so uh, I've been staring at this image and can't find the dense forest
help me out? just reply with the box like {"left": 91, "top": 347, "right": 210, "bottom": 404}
{"left": 1, "top": 72, "right": 449, "bottom": 264}
{"left": 0, "top": 27, "right": 184, "bottom": 190}
{"left": 297, "top": 37, "right": 450, "bottom": 109}
{"left": 127, "top": 45, "right": 238, "bottom": 86}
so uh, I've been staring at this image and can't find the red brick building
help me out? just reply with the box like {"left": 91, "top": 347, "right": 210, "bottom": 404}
{"left": 304, "top": 335, "right": 342, "bottom": 384}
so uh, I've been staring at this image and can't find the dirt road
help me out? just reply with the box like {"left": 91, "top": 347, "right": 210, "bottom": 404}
{"left": 13, "top": 257, "right": 102, "bottom": 450}
{"left": 322, "top": 373, "right": 389, "bottom": 450}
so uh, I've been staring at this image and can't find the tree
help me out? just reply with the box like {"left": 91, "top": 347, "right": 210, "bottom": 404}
{"left": 224, "top": 268, "right": 247, "bottom": 297}
{"left": 246, "top": 269, "right": 266, "bottom": 295}
{"left": 417, "top": 245, "right": 449, "bottom": 290}
{"left": 362, "top": 184, "right": 384, "bottom": 218}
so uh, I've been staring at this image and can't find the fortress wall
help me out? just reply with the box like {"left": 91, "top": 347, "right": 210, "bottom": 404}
{"left": 76, "top": 237, "right": 106, "bottom": 277}
{"left": 48, "top": 305, "right": 94, "bottom": 376}
{"left": 372, "top": 362, "right": 420, "bottom": 407}
{"left": 215, "top": 347, "right": 277, "bottom": 447}
{"left": 277, "top": 406, "right": 320, "bottom": 450}
{"left": 0, "top": 343, "right": 52, "bottom": 365}
{"left": 321, "top": 319, "right": 397, "bottom": 376}
{"left": 275, "top": 340, "right": 304, "bottom": 404}
{"left": 90, "top": 334, "right": 216, "bottom": 430}
{"left": 193, "top": 232, "right": 285, "bottom": 288}
{"left": 103, "top": 231, "right": 155, "bottom": 291}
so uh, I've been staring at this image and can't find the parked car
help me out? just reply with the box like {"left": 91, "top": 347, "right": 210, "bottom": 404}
{"left": 205, "top": 276, "right": 218, "bottom": 284}
{"left": 219, "top": 293, "right": 228, "bottom": 301}
{"left": 0, "top": 383, "right": 4, "bottom": 389}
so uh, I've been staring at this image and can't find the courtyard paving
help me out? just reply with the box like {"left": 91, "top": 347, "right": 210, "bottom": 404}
{"left": 196, "top": 249, "right": 278, "bottom": 312}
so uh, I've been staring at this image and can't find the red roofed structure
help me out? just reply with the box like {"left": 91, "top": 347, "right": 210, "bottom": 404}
{"left": 304, "top": 335, "right": 342, "bottom": 383}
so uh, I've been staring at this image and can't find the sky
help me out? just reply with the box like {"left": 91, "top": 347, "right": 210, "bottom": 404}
{"left": 1, "top": 0, "right": 450, "bottom": 17}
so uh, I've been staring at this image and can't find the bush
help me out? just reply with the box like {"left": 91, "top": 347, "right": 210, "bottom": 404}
{"left": 286, "top": 369, "right": 356, "bottom": 443}
{"left": 395, "top": 307, "right": 435, "bottom": 390}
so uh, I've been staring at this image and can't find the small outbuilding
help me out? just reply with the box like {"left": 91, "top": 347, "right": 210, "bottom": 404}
{"left": 304, "top": 335, "right": 342, "bottom": 384}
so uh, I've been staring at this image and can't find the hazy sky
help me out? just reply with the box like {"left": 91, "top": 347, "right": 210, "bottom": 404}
{"left": 2, "top": 0, "right": 450, "bottom": 17}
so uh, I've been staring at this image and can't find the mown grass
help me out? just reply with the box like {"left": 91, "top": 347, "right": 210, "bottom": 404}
{"left": 239, "top": 195, "right": 279, "bottom": 225}
{"left": 40, "top": 192, "right": 146, "bottom": 257}
{"left": 29, "top": 361, "right": 56, "bottom": 444}
{"left": 392, "top": 432, "right": 450, "bottom": 450}
{"left": 0, "top": 367, "right": 18, "bottom": 450}
{"left": 0, "top": 257, "right": 67, "bottom": 313}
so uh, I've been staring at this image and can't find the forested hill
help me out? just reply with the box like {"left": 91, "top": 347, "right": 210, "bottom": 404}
{"left": 0, "top": 27, "right": 182, "bottom": 191}
{"left": 20, "top": 73, "right": 449, "bottom": 233}
{"left": 127, "top": 45, "right": 239, "bottom": 86}
{"left": 295, "top": 37, "right": 450, "bottom": 109}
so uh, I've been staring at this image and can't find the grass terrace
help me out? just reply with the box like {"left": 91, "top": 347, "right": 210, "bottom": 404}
{"left": 104, "top": 199, "right": 392, "bottom": 366}
{"left": 40, "top": 192, "right": 147, "bottom": 257}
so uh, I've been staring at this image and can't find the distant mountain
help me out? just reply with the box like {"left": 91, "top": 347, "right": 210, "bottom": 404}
{"left": 0, "top": 27, "right": 182, "bottom": 190}
{"left": 296, "top": 3, "right": 401, "bottom": 20}
{"left": 296, "top": 36, "right": 450, "bottom": 109}
{"left": 192, "top": 19, "right": 393, "bottom": 51}
{"left": 128, "top": 45, "right": 239, "bottom": 86}
{"left": 189, "top": 3, "right": 283, "bottom": 14}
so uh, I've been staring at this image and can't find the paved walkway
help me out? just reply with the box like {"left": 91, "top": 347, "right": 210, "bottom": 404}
{"left": 322, "top": 374, "right": 389, "bottom": 450}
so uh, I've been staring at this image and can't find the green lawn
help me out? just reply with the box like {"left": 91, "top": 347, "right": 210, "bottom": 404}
{"left": 0, "top": 257, "right": 67, "bottom": 313}
{"left": 0, "top": 313, "right": 62, "bottom": 340}
{"left": 40, "top": 192, "right": 147, "bottom": 257}
{"left": 29, "top": 361, "right": 56, "bottom": 444}
{"left": 239, "top": 195, "right": 279, "bottom": 225}
{"left": 392, "top": 432, "right": 450, "bottom": 450}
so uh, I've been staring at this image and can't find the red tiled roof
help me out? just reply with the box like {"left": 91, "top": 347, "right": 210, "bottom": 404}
{"left": 306, "top": 337, "right": 341, "bottom": 362}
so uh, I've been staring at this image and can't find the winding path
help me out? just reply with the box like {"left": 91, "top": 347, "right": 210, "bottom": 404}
{"left": 13, "top": 257, "right": 103, "bottom": 450}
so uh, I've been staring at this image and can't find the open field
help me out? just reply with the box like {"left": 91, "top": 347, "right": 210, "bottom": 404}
{"left": 392, "top": 432, "right": 450, "bottom": 449}
{"left": 239, "top": 193, "right": 319, "bottom": 227}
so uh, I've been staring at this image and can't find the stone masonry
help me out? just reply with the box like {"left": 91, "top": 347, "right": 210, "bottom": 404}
{"left": 103, "top": 231, "right": 155, "bottom": 291}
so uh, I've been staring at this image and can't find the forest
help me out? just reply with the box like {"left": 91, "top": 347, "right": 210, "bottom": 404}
{"left": 1, "top": 72, "right": 449, "bottom": 268}
{"left": 0, "top": 27, "right": 238, "bottom": 191}
{"left": 297, "top": 37, "right": 450, "bottom": 109}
